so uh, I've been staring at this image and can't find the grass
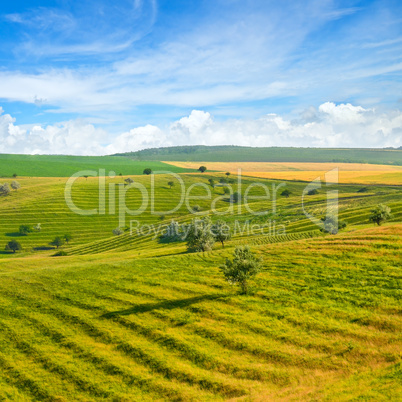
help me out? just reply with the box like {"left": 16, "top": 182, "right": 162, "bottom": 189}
{"left": 0, "top": 163, "right": 401, "bottom": 400}
{"left": 0, "top": 154, "right": 193, "bottom": 177}
{"left": 0, "top": 224, "right": 400, "bottom": 400}
{"left": 116, "top": 145, "right": 402, "bottom": 165}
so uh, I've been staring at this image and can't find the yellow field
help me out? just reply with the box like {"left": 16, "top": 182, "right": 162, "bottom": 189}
{"left": 163, "top": 162, "right": 402, "bottom": 184}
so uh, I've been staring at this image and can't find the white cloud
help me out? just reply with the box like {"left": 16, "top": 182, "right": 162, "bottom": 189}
{"left": 1, "top": 103, "right": 401, "bottom": 155}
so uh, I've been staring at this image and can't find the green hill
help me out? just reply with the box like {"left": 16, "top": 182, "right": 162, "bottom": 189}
{"left": 0, "top": 169, "right": 401, "bottom": 400}
{"left": 115, "top": 145, "right": 402, "bottom": 165}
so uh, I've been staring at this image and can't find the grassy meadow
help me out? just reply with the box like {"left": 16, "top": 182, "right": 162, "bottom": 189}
{"left": 116, "top": 145, "right": 402, "bottom": 165}
{"left": 0, "top": 154, "right": 401, "bottom": 400}
{"left": 0, "top": 154, "right": 193, "bottom": 177}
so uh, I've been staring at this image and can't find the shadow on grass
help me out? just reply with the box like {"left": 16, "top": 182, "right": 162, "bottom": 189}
{"left": 5, "top": 232, "right": 25, "bottom": 237}
{"left": 33, "top": 246, "right": 55, "bottom": 251}
{"left": 101, "top": 294, "right": 226, "bottom": 318}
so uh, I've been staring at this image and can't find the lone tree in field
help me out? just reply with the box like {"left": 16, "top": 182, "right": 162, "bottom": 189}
{"left": 212, "top": 220, "right": 232, "bottom": 248}
{"left": 186, "top": 217, "right": 215, "bottom": 252}
{"left": 369, "top": 204, "right": 392, "bottom": 226}
{"left": 198, "top": 166, "right": 207, "bottom": 173}
{"left": 84, "top": 175, "right": 89, "bottom": 180}
{"left": 320, "top": 214, "right": 347, "bottom": 234}
{"left": 11, "top": 181, "right": 20, "bottom": 191}
{"left": 168, "top": 181, "right": 174, "bottom": 189}
{"left": 308, "top": 189, "right": 319, "bottom": 195}
{"left": 0, "top": 183, "right": 11, "bottom": 196}
{"left": 12, "top": 173, "right": 17, "bottom": 178}
{"left": 64, "top": 234, "right": 72, "bottom": 244}
{"left": 220, "top": 245, "right": 262, "bottom": 294}
{"left": 5, "top": 240, "right": 22, "bottom": 253}
{"left": 225, "top": 172, "right": 230, "bottom": 177}
{"left": 125, "top": 178, "right": 134, "bottom": 184}
{"left": 208, "top": 178, "right": 215, "bottom": 188}
{"left": 19, "top": 225, "right": 32, "bottom": 235}
{"left": 51, "top": 236, "right": 64, "bottom": 249}
{"left": 143, "top": 168, "right": 152, "bottom": 175}
{"left": 281, "top": 189, "right": 291, "bottom": 198}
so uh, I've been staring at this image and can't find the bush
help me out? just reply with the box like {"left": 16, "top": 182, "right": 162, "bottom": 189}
{"left": 19, "top": 225, "right": 32, "bottom": 235}
{"left": 198, "top": 166, "right": 207, "bottom": 173}
{"left": 11, "top": 181, "right": 21, "bottom": 191}
{"left": 50, "top": 236, "right": 65, "bottom": 248}
{"left": 211, "top": 220, "right": 232, "bottom": 248}
{"left": 192, "top": 205, "right": 202, "bottom": 213}
{"left": 281, "top": 189, "right": 291, "bottom": 198}
{"left": 124, "top": 178, "right": 134, "bottom": 184}
{"left": 220, "top": 246, "right": 262, "bottom": 294}
{"left": 320, "top": 214, "right": 347, "bottom": 234}
{"left": 369, "top": 204, "right": 392, "bottom": 226}
{"left": 113, "top": 228, "right": 124, "bottom": 236}
{"left": 186, "top": 217, "right": 215, "bottom": 252}
{"left": 307, "top": 189, "right": 319, "bottom": 195}
{"left": 143, "top": 168, "right": 152, "bottom": 175}
{"left": 5, "top": 240, "right": 22, "bottom": 253}
{"left": 0, "top": 183, "right": 11, "bottom": 196}
{"left": 53, "top": 250, "right": 68, "bottom": 257}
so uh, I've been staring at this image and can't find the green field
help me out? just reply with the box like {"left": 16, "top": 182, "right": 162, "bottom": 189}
{"left": 0, "top": 154, "right": 193, "bottom": 177}
{"left": 116, "top": 145, "right": 402, "bottom": 165}
{"left": 0, "top": 157, "right": 401, "bottom": 400}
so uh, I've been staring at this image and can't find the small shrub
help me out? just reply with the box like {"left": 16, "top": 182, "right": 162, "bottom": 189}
{"left": 307, "top": 189, "right": 319, "bottom": 195}
{"left": 53, "top": 250, "right": 68, "bottom": 257}
{"left": 113, "top": 228, "right": 124, "bottom": 236}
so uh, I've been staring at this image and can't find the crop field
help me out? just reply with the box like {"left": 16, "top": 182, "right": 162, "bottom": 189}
{"left": 0, "top": 154, "right": 193, "bottom": 177}
{"left": 0, "top": 155, "right": 401, "bottom": 400}
{"left": 164, "top": 161, "right": 402, "bottom": 185}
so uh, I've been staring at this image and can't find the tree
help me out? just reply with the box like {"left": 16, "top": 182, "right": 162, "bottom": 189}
{"left": 0, "top": 183, "right": 11, "bottom": 196}
{"left": 12, "top": 173, "right": 17, "bottom": 178}
{"left": 5, "top": 240, "right": 22, "bottom": 253}
{"left": 168, "top": 181, "right": 174, "bottom": 189}
{"left": 223, "top": 186, "right": 230, "bottom": 195}
{"left": 64, "top": 234, "right": 72, "bottom": 244}
{"left": 225, "top": 172, "right": 230, "bottom": 177}
{"left": 198, "top": 166, "right": 207, "bottom": 173}
{"left": 320, "top": 214, "right": 347, "bottom": 234}
{"left": 84, "top": 175, "right": 89, "bottom": 180}
{"left": 34, "top": 223, "right": 41, "bottom": 232}
{"left": 208, "top": 178, "right": 215, "bottom": 188}
{"left": 308, "top": 189, "right": 319, "bottom": 195}
{"left": 19, "top": 225, "right": 32, "bottom": 235}
{"left": 186, "top": 217, "right": 215, "bottom": 252}
{"left": 281, "top": 189, "right": 291, "bottom": 198}
{"left": 143, "top": 168, "right": 152, "bottom": 175}
{"left": 212, "top": 220, "right": 232, "bottom": 248}
{"left": 220, "top": 246, "right": 262, "bottom": 294}
{"left": 51, "top": 236, "right": 64, "bottom": 249}
{"left": 11, "top": 181, "right": 20, "bottom": 191}
{"left": 113, "top": 228, "right": 124, "bottom": 236}
{"left": 125, "top": 178, "right": 134, "bottom": 184}
{"left": 230, "top": 192, "right": 241, "bottom": 203}
{"left": 192, "top": 205, "right": 201, "bottom": 213}
{"left": 369, "top": 204, "right": 392, "bottom": 226}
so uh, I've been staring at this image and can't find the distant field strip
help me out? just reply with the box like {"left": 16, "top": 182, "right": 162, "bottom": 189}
{"left": 164, "top": 162, "right": 402, "bottom": 184}
{"left": 0, "top": 224, "right": 400, "bottom": 400}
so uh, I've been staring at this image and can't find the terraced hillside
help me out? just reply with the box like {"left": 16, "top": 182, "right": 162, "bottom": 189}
{"left": 1, "top": 174, "right": 401, "bottom": 256}
{"left": 0, "top": 224, "right": 400, "bottom": 400}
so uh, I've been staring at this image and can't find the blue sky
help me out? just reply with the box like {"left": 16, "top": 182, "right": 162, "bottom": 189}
{"left": 0, "top": 0, "right": 402, "bottom": 154}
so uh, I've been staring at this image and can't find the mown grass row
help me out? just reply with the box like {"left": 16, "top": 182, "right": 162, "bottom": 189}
{"left": 0, "top": 224, "right": 400, "bottom": 400}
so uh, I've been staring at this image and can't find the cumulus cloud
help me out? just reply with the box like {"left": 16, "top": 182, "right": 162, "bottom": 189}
{"left": 0, "top": 103, "right": 401, "bottom": 155}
